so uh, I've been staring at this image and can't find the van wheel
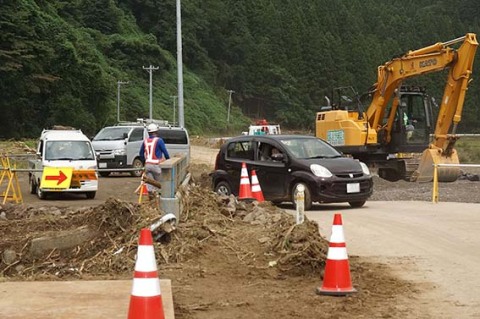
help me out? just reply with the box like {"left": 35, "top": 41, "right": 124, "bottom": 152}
{"left": 131, "top": 158, "right": 144, "bottom": 177}
{"left": 29, "top": 176, "right": 37, "bottom": 194}
{"left": 86, "top": 192, "right": 96, "bottom": 199}
{"left": 99, "top": 172, "right": 110, "bottom": 177}
{"left": 215, "top": 181, "right": 232, "bottom": 196}
{"left": 37, "top": 186, "right": 47, "bottom": 200}
{"left": 349, "top": 200, "right": 366, "bottom": 208}
{"left": 291, "top": 182, "right": 312, "bottom": 211}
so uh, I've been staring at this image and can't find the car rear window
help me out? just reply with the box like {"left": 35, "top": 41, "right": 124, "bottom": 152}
{"left": 158, "top": 129, "right": 188, "bottom": 144}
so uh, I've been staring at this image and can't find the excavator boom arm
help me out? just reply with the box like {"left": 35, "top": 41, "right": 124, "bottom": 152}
{"left": 366, "top": 33, "right": 478, "bottom": 144}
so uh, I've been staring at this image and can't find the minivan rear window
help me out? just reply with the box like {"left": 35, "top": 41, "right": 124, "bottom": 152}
{"left": 158, "top": 129, "right": 188, "bottom": 144}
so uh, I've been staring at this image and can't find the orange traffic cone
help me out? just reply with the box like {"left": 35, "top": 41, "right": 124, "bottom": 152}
{"left": 250, "top": 170, "right": 264, "bottom": 202}
{"left": 135, "top": 182, "right": 149, "bottom": 203}
{"left": 238, "top": 162, "right": 254, "bottom": 200}
{"left": 128, "top": 228, "right": 165, "bottom": 319}
{"left": 316, "top": 213, "right": 356, "bottom": 296}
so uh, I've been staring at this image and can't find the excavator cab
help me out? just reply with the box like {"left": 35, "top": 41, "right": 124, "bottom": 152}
{"left": 388, "top": 86, "right": 434, "bottom": 153}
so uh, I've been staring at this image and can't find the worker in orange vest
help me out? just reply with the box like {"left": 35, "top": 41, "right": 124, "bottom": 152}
{"left": 139, "top": 123, "right": 170, "bottom": 197}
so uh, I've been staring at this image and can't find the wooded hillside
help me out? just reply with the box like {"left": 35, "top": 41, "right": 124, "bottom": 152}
{"left": 1, "top": 0, "right": 479, "bottom": 138}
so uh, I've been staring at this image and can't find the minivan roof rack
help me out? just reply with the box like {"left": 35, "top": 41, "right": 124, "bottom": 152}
{"left": 116, "top": 118, "right": 172, "bottom": 127}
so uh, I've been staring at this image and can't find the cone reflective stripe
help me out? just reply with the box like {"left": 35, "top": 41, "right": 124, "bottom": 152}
{"left": 250, "top": 170, "right": 264, "bottom": 202}
{"left": 128, "top": 228, "right": 165, "bottom": 319}
{"left": 316, "top": 213, "right": 356, "bottom": 296}
{"left": 238, "top": 162, "right": 254, "bottom": 200}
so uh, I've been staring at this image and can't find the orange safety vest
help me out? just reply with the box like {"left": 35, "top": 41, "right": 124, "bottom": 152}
{"left": 144, "top": 137, "right": 161, "bottom": 164}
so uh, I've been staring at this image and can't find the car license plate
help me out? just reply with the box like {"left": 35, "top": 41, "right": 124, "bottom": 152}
{"left": 347, "top": 183, "right": 360, "bottom": 193}
{"left": 99, "top": 162, "right": 107, "bottom": 168}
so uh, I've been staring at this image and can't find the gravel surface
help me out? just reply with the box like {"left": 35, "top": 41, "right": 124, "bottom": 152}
{"left": 370, "top": 176, "right": 480, "bottom": 203}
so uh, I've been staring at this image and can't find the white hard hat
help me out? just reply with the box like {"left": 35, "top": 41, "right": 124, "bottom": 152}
{"left": 147, "top": 123, "right": 158, "bottom": 133}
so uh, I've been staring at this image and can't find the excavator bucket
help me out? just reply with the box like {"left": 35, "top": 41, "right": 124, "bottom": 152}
{"left": 411, "top": 148, "right": 460, "bottom": 183}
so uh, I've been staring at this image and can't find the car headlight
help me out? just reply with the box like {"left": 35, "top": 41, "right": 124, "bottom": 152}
{"left": 359, "top": 162, "right": 370, "bottom": 175}
{"left": 310, "top": 164, "right": 333, "bottom": 178}
{"left": 113, "top": 148, "right": 126, "bottom": 156}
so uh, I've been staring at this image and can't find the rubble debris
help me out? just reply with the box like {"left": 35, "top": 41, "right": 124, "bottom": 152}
{"left": 0, "top": 185, "right": 329, "bottom": 280}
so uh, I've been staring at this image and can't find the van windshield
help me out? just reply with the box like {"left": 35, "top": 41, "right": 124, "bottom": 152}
{"left": 280, "top": 137, "right": 341, "bottom": 159}
{"left": 93, "top": 127, "right": 130, "bottom": 141}
{"left": 45, "top": 141, "right": 95, "bottom": 161}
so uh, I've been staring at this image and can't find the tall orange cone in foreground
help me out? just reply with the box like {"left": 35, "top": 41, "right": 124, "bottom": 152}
{"left": 238, "top": 162, "right": 253, "bottom": 200}
{"left": 316, "top": 213, "right": 356, "bottom": 296}
{"left": 128, "top": 228, "right": 165, "bottom": 319}
{"left": 250, "top": 170, "right": 264, "bottom": 202}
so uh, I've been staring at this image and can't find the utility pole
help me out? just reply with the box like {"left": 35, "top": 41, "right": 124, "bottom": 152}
{"left": 227, "top": 89, "right": 235, "bottom": 123}
{"left": 176, "top": 0, "right": 185, "bottom": 128}
{"left": 117, "top": 81, "right": 129, "bottom": 123}
{"left": 171, "top": 95, "right": 177, "bottom": 126}
{"left": 143, "top": 65, "right": 159, "bottom": 120}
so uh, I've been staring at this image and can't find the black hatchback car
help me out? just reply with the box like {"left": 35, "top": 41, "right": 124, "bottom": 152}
{"left": 211, "top": 135, "right": 373, "bottom": 210}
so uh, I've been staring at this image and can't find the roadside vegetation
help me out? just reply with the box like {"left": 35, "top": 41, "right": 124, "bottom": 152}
{"left": 1, "top": 1, "right": 480, "bottom": 139}
{"left": 456, "top": 137, "right": 480, "bottom": 163}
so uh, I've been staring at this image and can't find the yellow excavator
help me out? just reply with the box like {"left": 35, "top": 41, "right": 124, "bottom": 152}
{"left": 316, "top": 33, "right": 478, "bottom": 182}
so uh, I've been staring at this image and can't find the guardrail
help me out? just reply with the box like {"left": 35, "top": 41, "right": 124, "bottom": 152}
{"left": 432, "top": 163, "right": 480, "bottom": 203}
{"left": 158, "top": 155, "right": 190, "bottom": 219}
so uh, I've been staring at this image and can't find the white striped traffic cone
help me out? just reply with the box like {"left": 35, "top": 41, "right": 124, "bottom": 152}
{"left": 238, "top": 162, "right": 254, "bottom": 200}
{"left": 316, "top": 213, "right": 356, "bottom": 296}
{"left": 128, "top": 228, "right": 165, "bottom": 319}
{"left": 250, "top": 170, "right": 264, "bottom": 202}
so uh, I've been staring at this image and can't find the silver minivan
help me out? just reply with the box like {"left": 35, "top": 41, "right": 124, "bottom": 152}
{"left": 92, "top": 121, "right": 190, "bottom": 177}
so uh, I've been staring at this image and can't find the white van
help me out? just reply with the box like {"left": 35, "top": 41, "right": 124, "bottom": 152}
{"left": 28, "top": 129, "right": 98, "bottom": 199}
{"left": 92, "top": 120, "right": 190, "bottom": 177}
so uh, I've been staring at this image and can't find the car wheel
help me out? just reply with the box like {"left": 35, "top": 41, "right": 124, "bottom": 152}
{"left": 29, "top": 176, "right": 37, "bottom": 194}
{"left": 215, "top": 181, "right": 232, "bottom": 196}
{"left": 37, "top": 185, "right": 47, "bottom": 200}
{"left": 131, "top": 158, "right": 144, "bottom": 177}
{"left": 349, "top": 200, "right": 366, "bottom": 208}
{"left": 86, "top": 192, "right": 96, "bottom": 199}
{"left": 291, "top": 182, "right": 312, "bottom": 211}
{"left": 99, "top": 171, "right": 110, "bottom": 177}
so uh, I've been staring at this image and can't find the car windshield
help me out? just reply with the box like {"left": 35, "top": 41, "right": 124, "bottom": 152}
{"left": 93, "top": 127, "right": 130, "bottom": 141}
{"left": 45, "top": 141, "right": 95, "bottom": 161}
{"left": 280, "top": 137, "right": 341, "bottom": 159}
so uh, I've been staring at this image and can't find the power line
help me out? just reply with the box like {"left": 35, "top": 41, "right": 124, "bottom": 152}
{"left": 227, "top": 89, "right": 235, "bottom": 123}
{"left": 116, "top": 80, "right": 129, "bottom": 123}
{"left": 171, "top": 95, "right": 178, "bottom": 126}
{"left": 143, "top": 65, "right": 159, "bottom": 120}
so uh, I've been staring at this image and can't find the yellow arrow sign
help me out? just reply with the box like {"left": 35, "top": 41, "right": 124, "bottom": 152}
{"left": 40, "top": 167, "right": 73, "bottom": 189}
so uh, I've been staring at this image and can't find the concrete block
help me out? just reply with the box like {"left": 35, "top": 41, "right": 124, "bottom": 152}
{"left": 30, "top": 226, "right": 97, "bottom": 258}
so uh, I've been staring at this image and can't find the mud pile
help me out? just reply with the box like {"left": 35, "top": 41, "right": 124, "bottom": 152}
{"left": 0, "top": 184, "right": 328, "bottom": 280}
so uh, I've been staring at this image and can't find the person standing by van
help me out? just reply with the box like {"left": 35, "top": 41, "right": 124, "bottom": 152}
{"left": 139, "top": 123, "right": 170, "bottom": 196}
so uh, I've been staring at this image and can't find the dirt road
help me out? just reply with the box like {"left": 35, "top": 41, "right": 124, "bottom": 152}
{"left": 17, "top": 145, "right": 216, "bottom": 207}
{"left": 5, "top": 143, "right": 480, "bottom": 318}
{"left": 286, "top": 201, "right": 480, "bottom": 318}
